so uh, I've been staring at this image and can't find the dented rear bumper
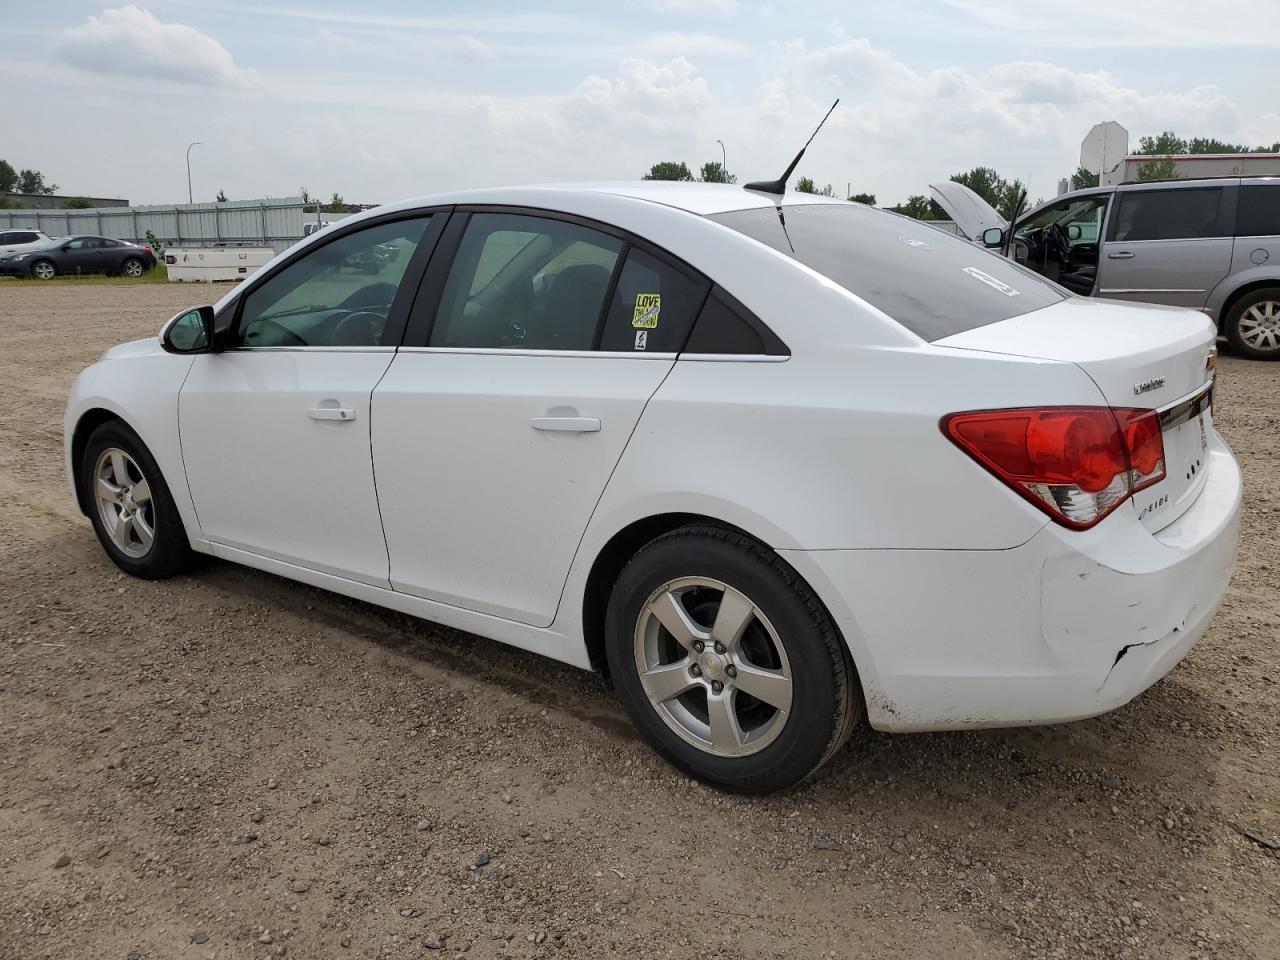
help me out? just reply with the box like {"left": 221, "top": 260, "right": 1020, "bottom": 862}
{"left": 783, "top": 433, "right": 1242, "bottom": 732}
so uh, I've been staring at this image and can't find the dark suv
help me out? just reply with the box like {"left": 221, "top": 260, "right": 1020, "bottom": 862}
{"left": 933, "top": 177, "right": 1280, "bottom": 360}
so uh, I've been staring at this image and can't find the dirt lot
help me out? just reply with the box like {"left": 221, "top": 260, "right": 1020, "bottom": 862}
{"left": 1, "top": 283, "right": 1276, "bottom": 960}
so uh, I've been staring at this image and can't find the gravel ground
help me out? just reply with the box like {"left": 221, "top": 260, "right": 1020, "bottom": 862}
{"left": 0, "top": 283, "right": 1276, "bottom": 960}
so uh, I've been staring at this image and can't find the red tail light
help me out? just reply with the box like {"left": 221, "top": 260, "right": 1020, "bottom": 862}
{"left": 942, "top": 406, "right": 1165, "bottom": 529}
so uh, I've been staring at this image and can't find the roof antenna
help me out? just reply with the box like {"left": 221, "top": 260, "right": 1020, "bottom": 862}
{"left": 744, "top": 98, "right": 840, "bottom": 196}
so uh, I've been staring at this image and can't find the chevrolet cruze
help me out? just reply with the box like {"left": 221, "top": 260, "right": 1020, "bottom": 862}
{"left": 64, "top": 183, "right": 1242, "bottom": 793}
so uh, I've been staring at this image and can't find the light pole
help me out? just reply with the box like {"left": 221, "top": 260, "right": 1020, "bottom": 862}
{"left": 716, "top": 139, "right": 727, "bottom": 181}
{"left": 186, "top": 141, "right": 201, "bottom": 204}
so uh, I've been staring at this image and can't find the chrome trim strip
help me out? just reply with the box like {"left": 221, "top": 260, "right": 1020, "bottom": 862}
{"left": 1157, "top": 381, "right": 1213, "bottom": 431}
{"left": 1099, "top": 288, "right": 1205, "bottom": 294}
{"left": 228, "top": 346, "right": 396, "bottom": 353}
{"left": 1103, "top": 236, "right": 1230, "bottom": 245}
{"left": 396, "top": 347, "right": 677, "bottom": 359}
{"left": 676, "top": 353, "right": 789, "bottom": 363}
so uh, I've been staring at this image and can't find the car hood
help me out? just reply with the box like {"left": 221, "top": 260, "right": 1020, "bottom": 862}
{"left": 101, "top": 337, "right": 164, "bottom": 361}
{"left": 928, "top": 181, "right": 1007, "bottom": 240}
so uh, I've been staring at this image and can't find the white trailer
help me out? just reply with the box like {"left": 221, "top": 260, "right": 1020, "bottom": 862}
{"left": 165, "top": 246, "right": 274, "bottom": 282}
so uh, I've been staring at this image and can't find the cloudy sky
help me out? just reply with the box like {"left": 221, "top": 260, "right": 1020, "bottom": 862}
{"left": 1, "top": 1, "right": 1276, "bottom": 206}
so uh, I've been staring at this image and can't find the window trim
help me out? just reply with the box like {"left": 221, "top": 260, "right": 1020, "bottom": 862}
{"left": 220, "top": 207, "right": 451, "bottom": 352}
{"left": 400, "top": 204, "right": 719, "bottom": 353}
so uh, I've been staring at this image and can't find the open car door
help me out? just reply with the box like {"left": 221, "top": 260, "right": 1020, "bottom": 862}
{"left": 929, "top": 181, "right": 1007, "bottom": 241}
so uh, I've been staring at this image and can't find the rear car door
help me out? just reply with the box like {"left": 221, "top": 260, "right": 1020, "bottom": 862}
{"left": 179, "top": 213, "right": 444, "bottom": 586}
{"left": 1098, "top": 183, "right": 1236, "bottom": 308}
{"left": 373, "top": 209, "right": 710, "bottom": 626}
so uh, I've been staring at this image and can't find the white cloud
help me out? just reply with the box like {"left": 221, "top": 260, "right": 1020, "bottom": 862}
{"left": 54, "top": 5, "right": 262, "bottom": 89}
{"left": 937, "top": 0, "right": 1280, "bottom": 47}
{"left": 643, "top": 32, "right": 751, "bottom": 57}
{"left": 633, "top": 0, "right": 739, "bottom": 15}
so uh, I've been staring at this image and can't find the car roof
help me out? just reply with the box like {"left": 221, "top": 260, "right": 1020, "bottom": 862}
{"left": 376, "top": 181, "right": 840, "bottom": 218}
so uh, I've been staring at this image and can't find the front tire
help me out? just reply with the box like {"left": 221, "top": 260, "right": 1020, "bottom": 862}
{"left": 31, "top": 259, "right": 56, "bottom": 280}
{"left": 1224, "top": 287, "right": 1280, "bottom": 360}
{"left": 81, "top": 420, "right": 195, "bottom": 579}
{"left": 605, "top": 526, "right": 862, "bottom": 794}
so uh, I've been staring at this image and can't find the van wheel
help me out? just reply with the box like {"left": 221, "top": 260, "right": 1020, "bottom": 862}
{"left": 605, "top": 525, "right": 862, "bottom": 794}
{"left": 1224, "top": 287, "right": 1280, "bottom": 360}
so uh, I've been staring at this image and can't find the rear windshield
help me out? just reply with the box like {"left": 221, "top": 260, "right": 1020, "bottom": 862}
{"left": 709, "top": 203, "right": 1065, "bottom": 341}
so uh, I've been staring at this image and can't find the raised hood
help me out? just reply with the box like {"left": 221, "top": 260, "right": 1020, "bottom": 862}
{"left": 929, "top": 181, "right": 1006, "bottom": 240}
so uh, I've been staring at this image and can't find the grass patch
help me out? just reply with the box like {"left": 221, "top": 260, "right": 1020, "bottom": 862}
{"left": 0, "top": 264, "right": 171, "bottom": 286}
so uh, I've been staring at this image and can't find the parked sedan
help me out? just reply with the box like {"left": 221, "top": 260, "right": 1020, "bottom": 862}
{"left": 64, "top": 183, "right": 1241, "bottom": 793}
{"left": 0, "top": 235, "right": 156, "bottom": 279}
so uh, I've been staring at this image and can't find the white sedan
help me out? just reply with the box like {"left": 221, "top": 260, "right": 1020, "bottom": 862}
{"left": 65, "top": 182, "right": 1242, "bottom": 793}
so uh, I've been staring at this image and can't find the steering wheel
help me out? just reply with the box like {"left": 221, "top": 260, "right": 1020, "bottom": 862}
{"left": 331, "top": 309, "right": 386, "bottom": 346}
{"left": 1048, "top": 223, "right": 1073, "bottom": 267}
{"left": 243, "top": 318, "right": 307, "bottom": 347}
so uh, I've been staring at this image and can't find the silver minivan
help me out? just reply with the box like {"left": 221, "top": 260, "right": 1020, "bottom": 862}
{"left": 931, "top": 177, "right": 1280, "bottom": 360}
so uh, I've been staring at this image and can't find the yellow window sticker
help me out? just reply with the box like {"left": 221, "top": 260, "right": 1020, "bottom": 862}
{"left": 632, "top": 293, "right": 661, "bottom": 329}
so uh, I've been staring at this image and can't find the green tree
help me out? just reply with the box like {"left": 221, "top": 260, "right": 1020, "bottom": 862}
{"left": 1071, "top": 166, "right": 1100, "bottom": 190}
{"left": 300, "top": 186, "right": 317, "bottom": 213}
{"left": 0, "top": 197, "right": 14, "bottom": 210}
{"left": 847, "top": 192, "right": 876, "bottom": 205}
{"left": 216, "top": 188, "right": 229, "bottom": 202}
{"left": 62, "top": 196, "right": 93, "bottom": 209}
{"left": 16, "top": 168, "right": 58, "bottom": 195}
{"left": 893, "top": 195, "right": 936, "bottom": 220}
{"left": 950, "top": 166, "right": 1007, "bottom": 207}
{"left": 0, "top": 159, "right": 16, "bottom": 193}
{"left": 325, "top": 192, "right": 345, "bottom": 213}
{"left": 1137, "top": 157, "right": 1179, "bottom": 181}
{"left": 1136, "top": 131, "right": 1187, "bottom": 155}
{"left": 699, "top": 161, "right": 735, "bottom": 184}
{"left": 643, "top": 161, "right": 695, "bottom": 181}
{"left": 145, "top": 230, "right": 164, "bottom": 258}
{"left": 795, "top": 177, "right": 835, "bottom": 196}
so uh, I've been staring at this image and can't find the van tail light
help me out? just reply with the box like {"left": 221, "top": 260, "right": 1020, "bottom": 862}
{"left": 942, "top": 406, "right": 1165, "bottom": 529}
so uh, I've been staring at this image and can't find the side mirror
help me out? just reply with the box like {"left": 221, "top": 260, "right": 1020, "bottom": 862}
{"left": 1067, "top": 224, "right": 1082, "bottom": 241}
{"left": 61, "top": 244, "right": 73, "bottom": 252}
{"left": 161, "top": 305, "right": 216, "bottom": 354}
{"left": 981, "top": 227, "right": 1005, "bottom": 247}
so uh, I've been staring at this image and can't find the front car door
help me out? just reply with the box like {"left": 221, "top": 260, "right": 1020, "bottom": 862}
{"left": 62, "top": 237, "right": 106, "bottom": 273}
{"left": 1097, "top": 181, "right": 1237, "bottom": 308}
{"left": 373, "top": 209, "right": 711, "bottom": 625}
{"left": 179, "top": 213, "right": 444, "bottom": 586}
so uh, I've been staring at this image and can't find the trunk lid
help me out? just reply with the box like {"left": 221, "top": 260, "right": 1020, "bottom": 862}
{"left": 936, "top": 297, "right": 1218, "bottom": 532}
{"left": 928, "top": 181, "right": 1007, "bottom": 240}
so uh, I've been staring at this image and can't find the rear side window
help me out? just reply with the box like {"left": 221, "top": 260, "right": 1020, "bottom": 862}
{"left": 597, "top": 248, "right": 709, "bottom": 353}
{"left": 432, "top": 213, "right": 622, "bottom": 351}
{"left": 710, "top": 204, "right": 1064, "bottom": 342}
{"left": 685, "top": 288, "right": 788, "bottom": 355}
{"left": 1236, "top": 184, "right": 1280, "bottom": 237}
{"left": 1110, "top": 187, "right": 1228, "bottom": 242}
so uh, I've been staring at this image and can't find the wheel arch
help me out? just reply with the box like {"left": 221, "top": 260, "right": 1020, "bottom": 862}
{"left": 70, "top": 407, "right": 134, "bottom": 515}
{"left": 578, "top": 512, "right": 862, "bottom": 694}
{"left": 1214, "top": 276, "right": 1280, "bottom": 330}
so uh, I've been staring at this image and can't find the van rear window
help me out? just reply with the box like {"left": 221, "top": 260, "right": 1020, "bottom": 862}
{"left": 709, "top": 204, "right": 1064, "bottom": 341}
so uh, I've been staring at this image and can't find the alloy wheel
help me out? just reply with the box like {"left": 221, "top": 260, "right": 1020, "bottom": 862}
{"left": 123, "top": 259, "right": 144, "bottom": 278}
{"left": 32, "top": 261, "right": 55, "bottom": 280}
{"left": 1238, "top": 300, "right": 1280, "bottom": 352}
{"left": 93, "top": 447, "right": 155, "bottom": 559}
{"left": 633, "top": 576, "right": 793, "bottom": 757}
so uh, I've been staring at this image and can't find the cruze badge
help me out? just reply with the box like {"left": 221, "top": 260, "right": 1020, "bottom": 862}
{"left": 961, "top": 266, "right": 1019, "bottom": 297}
{"left": 1133, "top": 376, "right": 1166, "bottom": 396}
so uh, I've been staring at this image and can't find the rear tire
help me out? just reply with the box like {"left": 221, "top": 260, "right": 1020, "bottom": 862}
{"left": 1224, "top": 287, "right": 1280, "bottom": 360}
{"left": 605, "top": 525, "right": 862, "bottom": 794}
{"left": 81, "top": 420, "right": 195, "bottom": 579}
{"left": 31, "top": 259, "right": 56, "bottom": 280}
{"left": 121, "top": 257, "right": 145, "bottom": 278}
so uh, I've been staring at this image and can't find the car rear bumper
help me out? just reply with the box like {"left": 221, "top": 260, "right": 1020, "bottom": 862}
{"left": 782, "top": 433, "right": 1242, "bottom": 732}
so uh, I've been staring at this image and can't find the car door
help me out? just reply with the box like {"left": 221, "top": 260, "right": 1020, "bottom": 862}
{"left": 62, "top": 237, "right": 105, "bottom": 273}
{"left": 178, "top": 213, "right": 444, "bottom": 586}
{"left": 1097, "top": 183, "right": 1236, "bottom": 308}
{"left": 373, "top": 209, "right": 710, "bottom": 626}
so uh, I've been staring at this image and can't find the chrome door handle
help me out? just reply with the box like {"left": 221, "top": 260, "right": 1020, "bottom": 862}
{"left": 1107, "top": 251, "right": 1136, "bottom": 259}
{"left": 530, "top": 416, "right": 600, "bottom": 433}
{"left": 308, "top": 406, "right": 356, "bottom": 422}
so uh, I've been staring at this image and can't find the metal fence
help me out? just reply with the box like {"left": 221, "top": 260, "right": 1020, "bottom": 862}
{"left": 0, "top": 198, "right": 317, "bottom": 254}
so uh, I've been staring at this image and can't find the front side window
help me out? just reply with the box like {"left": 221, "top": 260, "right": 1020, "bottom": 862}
{"left": 1111, "top": 188, "right": 1227, "bottom": 242}
{"left": 67, "top": 238, "right": 102, "bottom": 250}
{"left": 1017, "top": 196, "right": 1108, "bottom": 243}
{"left": 431, "top": 213, "right": 622, "bottom": 350}
{"left": 237, "top": 217, "right": 432, "bottom": 348}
